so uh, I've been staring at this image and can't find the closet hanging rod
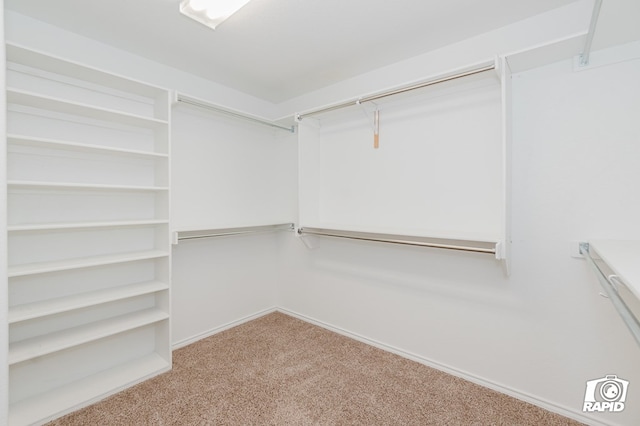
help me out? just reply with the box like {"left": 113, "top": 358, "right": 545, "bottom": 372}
{"left": 580, "top": 243, "right": 640, "bottom": 347}
{"left": 176, "top": 94, "right": 295, "bottom": 133}
{"left": 175, "top": 223, "right": 295, "bottom": 243}
{"left": 579, "top": 0, "right": 603, "bottom": 66}
{"left": 297, "top": 227, "right": 496, "bottom": 254}
{"left": 296, "top": 63, "right": 496, "bottom": 121}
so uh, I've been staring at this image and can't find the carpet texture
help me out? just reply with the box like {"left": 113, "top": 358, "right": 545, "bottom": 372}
{"left": 49, "top": 312, "right": 582, "bottom": 425}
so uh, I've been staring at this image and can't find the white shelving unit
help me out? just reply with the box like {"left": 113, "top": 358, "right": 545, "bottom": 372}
{"left": 6, "top": 42, "right": 171, "bottom": 425}
{"left": 297, "top": 59, "right": 512, "bottom": 269}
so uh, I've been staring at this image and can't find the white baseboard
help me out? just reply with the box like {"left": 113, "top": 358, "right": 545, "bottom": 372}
{"left": 172, "top": 307, "right": 277, "bottom": 350}
{"left": 276, "top": 307, "right": 609, "bottom": 426}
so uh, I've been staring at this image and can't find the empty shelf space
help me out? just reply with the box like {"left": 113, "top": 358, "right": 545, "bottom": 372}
{"left": 8, "top": 180, "right": 169, "bottom": 192}
{"left": 7, "top": 134, "right": 168, "bottom": 158}
{"left": 5, "top": 41, "right": 172, "bottom": 426}
{"left": 8, "top": 250, "right": 169, "bottom": 277}
{"left": 9, "top": 308, "right": 169, "bottom": 365}
{"left": 9, "top": 281, "right": 169, "bottom": 324}
{"left": 9, "top": 352, "right": 170, "bottom": 425}
{"left": 7, "top": 88, "right": 168, "bottom": 129}
{"left": 7, "top": 42, "right": 167, "bottom": 100}
{"left": 8, "top": 219, "right": 169, "bottom": 232}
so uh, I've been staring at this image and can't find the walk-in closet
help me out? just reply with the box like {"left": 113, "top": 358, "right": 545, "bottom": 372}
{"left": 1, "top": 0, "right": 639, "bottom": 425}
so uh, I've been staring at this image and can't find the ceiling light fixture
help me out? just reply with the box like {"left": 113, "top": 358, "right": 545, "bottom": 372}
{"left": 179, "top": 0, "right": 252, "bottom": 30}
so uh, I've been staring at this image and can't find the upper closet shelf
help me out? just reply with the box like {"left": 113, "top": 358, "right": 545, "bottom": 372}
{"left": 6, "top": 42, "right": 168, "bottom": 99}
{"left": 7, "top": 89, "right": 168, "bottom": 129}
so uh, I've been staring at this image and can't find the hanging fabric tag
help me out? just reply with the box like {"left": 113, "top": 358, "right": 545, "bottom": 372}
{"left": 374, "top": 109, "right": 380, "bottom": 149}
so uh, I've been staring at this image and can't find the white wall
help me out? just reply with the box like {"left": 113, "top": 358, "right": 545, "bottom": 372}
{"left": 278, "top": 43, "right": 640, "bottom": 426}
{"left": 171, "top": 106, "right": 297, "bottom": 231}
{"left": 172, "top": 233, "right": 281, "bottom": 347}
{"left": 171, "top": 105, "right": 297, "bottom": 346}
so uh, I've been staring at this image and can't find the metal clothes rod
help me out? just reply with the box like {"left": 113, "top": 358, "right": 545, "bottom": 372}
{"left": 579, "top": 0, "right": 603, "bottom": 66}
{"left": 296, "top": 63, "right": 496, "bottom": 120}
{"left": 580, "top": 242, "right": 640, "bottom": 347}
{"left": 176, "top": 94, "right": 295, "bottom": 133}
{"left": 176, "top": 223, "right": 295, "bottom": 242}
{"left": 298, "top": 227, "right": 496, "bottom": 254}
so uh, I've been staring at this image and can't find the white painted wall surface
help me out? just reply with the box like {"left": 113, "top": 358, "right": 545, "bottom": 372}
{"left": 171, "top": 106, "right": 297, "bottom": 346}
{"left": 171, "top": 233, "right": 281, "bottom": 347}
{"left": 278, "top": 43, "right": 640, "bottom": 425}
{"left": 297, "top": 74, "right": 504, "bottom": 242}
{"left": 171, "top": 106, "right": 297, "bottom": 231}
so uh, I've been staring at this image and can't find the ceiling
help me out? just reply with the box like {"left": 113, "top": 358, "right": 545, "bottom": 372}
{"left": 5, "top": 0, "right": 587, "bottom": 103}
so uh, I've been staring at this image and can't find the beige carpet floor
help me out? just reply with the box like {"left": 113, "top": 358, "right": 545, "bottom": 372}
{"left": 49, "top": 312, "right": 582, "bottom": 425}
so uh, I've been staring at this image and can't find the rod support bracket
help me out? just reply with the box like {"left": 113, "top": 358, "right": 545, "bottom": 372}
{"left": 579, "top": 242, "right": 590, "bottom": 255}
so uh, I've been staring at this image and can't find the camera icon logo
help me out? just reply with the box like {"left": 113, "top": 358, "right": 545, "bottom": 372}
{"left": 583, "top": 375, "right": 629, "bottom": 413}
